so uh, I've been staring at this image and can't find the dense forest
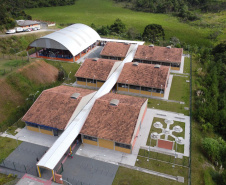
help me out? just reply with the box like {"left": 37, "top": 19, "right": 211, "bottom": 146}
{"left": 193, "top": 42, "right": 226, "bottom": 184}
{"left": 0, "top": 0, "right": 76, "bottom": 30}
{"left": 114, "top": 0, "right": 226, "bottom": 21}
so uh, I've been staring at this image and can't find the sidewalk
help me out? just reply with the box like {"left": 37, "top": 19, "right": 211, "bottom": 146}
{"left": 16, "top": 174, "right": 59, "bottom": 185}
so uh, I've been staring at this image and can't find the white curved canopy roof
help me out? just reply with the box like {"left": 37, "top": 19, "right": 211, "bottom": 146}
{"left": 28, "top": 23, "right": 100, "bottom": 56}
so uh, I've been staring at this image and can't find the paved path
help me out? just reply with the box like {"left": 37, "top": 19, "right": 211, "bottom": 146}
{"left": 16, "top": 174, "right": 58, "bottom": 185}
{"left": 1, "top": 127, "right": 59, "bottom": 147}
{"left": 0, "top": 28, "right": 58, "bottom": 37}
{"left": 76, "top": 46, "right": 103, "bottom": 64}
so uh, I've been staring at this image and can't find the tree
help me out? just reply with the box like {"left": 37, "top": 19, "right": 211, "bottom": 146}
{"left": 142, "top": 24, "right": 165, "bottom": 43}
{"left": 110, "top": 18, "right": 126, "bottom": 34}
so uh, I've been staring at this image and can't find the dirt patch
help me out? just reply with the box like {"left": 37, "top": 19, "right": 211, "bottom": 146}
{"left": 18, "top": 60, "right": 58, "bottom": 84}
{"left": 0, "top": 79, "right": 24, "bottom": 122}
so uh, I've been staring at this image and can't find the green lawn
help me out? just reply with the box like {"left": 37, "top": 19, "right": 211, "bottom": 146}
{"left": 44, "top": 60, "right": 80, "bottom": 83}
{"left": 0, "top": 174, "right": 17, "bottom": 185}
{"left": 112, "top": 166, "right": 184, "bottom": 185}
{"left": 25, "top": 0, "right": 214, "bottom": 46}
{"left": 0, "top": 59, "right": 29, "bottom": 76}
{"left": 135, "top": 156, "right": 188, "bottom": 184}
{"left": 0, "top": 137, "right": 22, "bottom": 160}
{"left": 169, "top": 76, "right": 190, "bottom": 105}
{"left": 139, "top": 149, "right": 189, "bottom": 167}
{"left": 148, "top": 99, "right": 189, "bottom": 115}
{"left": 183, "top": 57, "right": 191, "bottom": 74}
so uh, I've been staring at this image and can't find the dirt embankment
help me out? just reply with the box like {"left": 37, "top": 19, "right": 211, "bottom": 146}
{"left": 0, "top": 60, "right": 59, "bottom": 126}
{"left": 18, "top": 60, "right": 58, "bottom": 84}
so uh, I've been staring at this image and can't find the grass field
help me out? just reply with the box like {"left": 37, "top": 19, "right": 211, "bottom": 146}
{"left": 0, "top": 137, "right": 22, "bottom": 160}
{"left": 0, "top": 174, "right": 17, "bottom": 185}
{"left": 183, "top": 57, "right": 191, "bottom": 74}
{"left": 148, "top": 99, "right": 189, "bottom": 115}
{"left": 44, "top": 60, "right": 81, "bottom": 83}
{"left": 112, "top": 166, "right": 184, "bottom": 185}
{"left": 169, "top": 76, "right": 190, "bottom": 105}
{"left": 25, "top": 0, "right": 215, "bottom": 46}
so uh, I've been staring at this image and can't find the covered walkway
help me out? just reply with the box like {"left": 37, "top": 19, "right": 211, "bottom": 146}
{"left": 36, "top": 44, "right": 139, "bottom": 181}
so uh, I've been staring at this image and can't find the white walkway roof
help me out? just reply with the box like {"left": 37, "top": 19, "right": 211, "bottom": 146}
{"left": 28, "top": 23, "right": 100, "bottom": 56}
{"left": 100, "top": 38, "right": 144, "bottom": 45}
{"left": 37, "top": 44, "right": 138, "bottom": 170}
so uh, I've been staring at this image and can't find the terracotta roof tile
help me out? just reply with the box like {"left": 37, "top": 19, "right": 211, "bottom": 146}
{"left": 134, "top": 45, "right": 183, "bottom": 64}
{"left": 100, "top": 42, "right": 131, "bottom": 58}
{"left": 117, "top": 63, "right": 170, "bottom": 89}
{"left": 22, "top": 86, "right": 95, "bottom": 130}
{"left": 75, "top": 58, "right": 117, "bottom": 81}
{"left": 81, "top": 93, "right": 147, "bottom": 144}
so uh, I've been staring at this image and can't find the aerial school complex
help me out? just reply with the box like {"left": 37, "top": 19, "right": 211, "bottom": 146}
{"left": 24, "top": 23, "right": 185, "bottom": 182}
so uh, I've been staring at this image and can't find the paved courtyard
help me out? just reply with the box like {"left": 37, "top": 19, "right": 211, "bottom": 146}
{"left": 1, "top": 142, "right": 48, "bottom": 176}
{"left": 60, "top": 155, "right": 118, "bottom": 185}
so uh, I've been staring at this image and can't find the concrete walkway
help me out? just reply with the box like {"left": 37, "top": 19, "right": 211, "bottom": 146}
{"left": 76, "top": 46, "right": 103, "bottom": 64}
{"left": 1, "top": 128, "right": 58, "bottom": 147}
{"left": 16, "top": 174, "right": 58, "bottom": 185}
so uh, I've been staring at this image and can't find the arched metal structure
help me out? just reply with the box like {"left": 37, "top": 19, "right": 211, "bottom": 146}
{"left": 27, "top": 23, "right": 101, "bottom": 61}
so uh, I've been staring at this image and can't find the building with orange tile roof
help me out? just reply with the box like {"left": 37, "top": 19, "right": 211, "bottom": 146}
{"left": 116, "top": 62, "right": 170, "bottom": 98}
{"left": 134, "top": 45, "right": 183, "bottom": 71}
{"left": 100, "top": 42, "right": 131, "bottom": 60}
{"left": 22, "top": 85, "right": 96, "bottom": 136}
{"left": 80, "top": 93, "right": 148, "bottom": 153}
{"left": 75, "top": 58, "right": 122, "bottom": 88}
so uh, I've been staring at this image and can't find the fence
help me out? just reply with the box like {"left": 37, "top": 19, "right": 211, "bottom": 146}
{"left": 0, "top": 159, "right": 38, "bottom": 177}
{"left": 138, "top": 149, "right": 189, "bottom": 167}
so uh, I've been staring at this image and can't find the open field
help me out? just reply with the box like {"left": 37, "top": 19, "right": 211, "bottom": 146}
{"left": 44, "top": 60, "right": 81, "bottom": 83}
{"left": 112, "top": 166, "right": 184, "bottom": 185}
{"left": 25, "top": 0, "right": 217, "bottom": 46}
{"left": 169, "top": 76, "right": 190, "bottom": 105}
{"left": 148, "top": 99, "right": 189, "bottom": 115}
{"left": 0, "top": 137, "right": 22, "bottom": 160}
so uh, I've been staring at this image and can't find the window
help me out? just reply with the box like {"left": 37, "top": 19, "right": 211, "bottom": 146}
{"left": 115, "top": 142, "right": 131, "bottom": 149}
{"left": 26, "top": 122, "right": 38, "bottom": 128}
{"left": 77, "top": 77, "right": 86, "bottom": 82}
{"left": 141, "top": 86, "right": 152, "bottom": 92}
{"left": 118, "top": 83, "right": 128, "bottom": 88}
{"left": 87, "top": 78, "right": 96, "bottom": 83}
{"left": 130, "top": 85, "right": 140, "bottom": 90}
{"left": 171, "top": 63, "right": 180, "bottom": 67}
{"left": 97, "top": 80, "right": 105, "bottom": 83}
{"left": 83, "top": 135, "right": 97, "bottom": 142}
{"left": 40, "top": 125, "right": 52, "bottom": 131}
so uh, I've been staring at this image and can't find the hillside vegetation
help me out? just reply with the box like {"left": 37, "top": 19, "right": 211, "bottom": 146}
{"left": 0, "top": 60, "right": 59, "bottom": 131}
